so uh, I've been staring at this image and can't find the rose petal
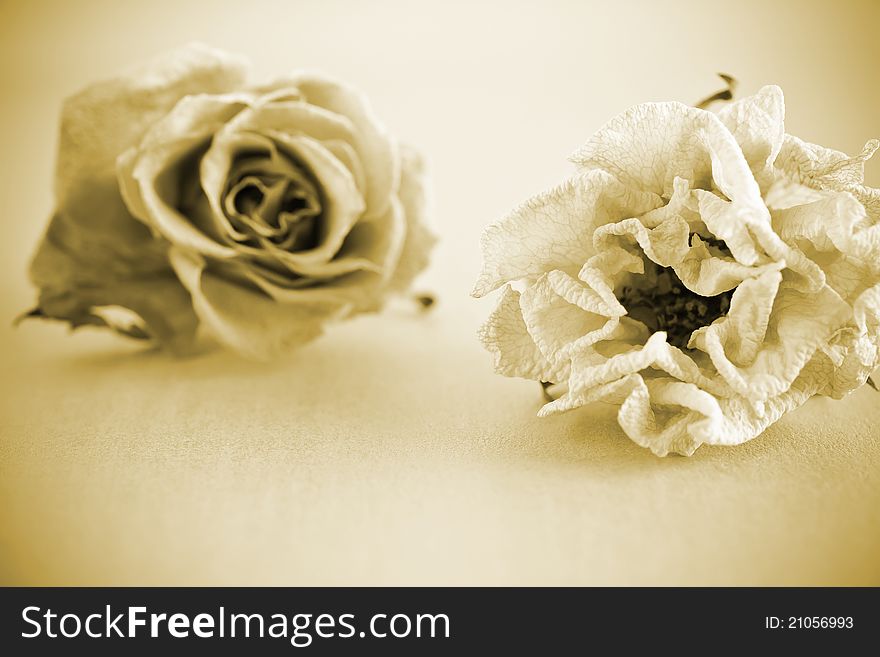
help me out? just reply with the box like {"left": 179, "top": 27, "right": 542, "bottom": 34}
{"left": 776, "top": 135, "right": 873, "bottom": 187}
{"left": 122, "top": 130, "right": 238, "bottom": 259}
{"left": 260, "top": 131, "right": 367, "bottom": 266}
{"left": 169, "top": 247, "right": 347, "bottom": 359}
{"left": 203, "top": 129, "right": 318, "bottom": 243}
{"left": 322, "top": 140, "right": 367, "bottom": 196}
{"left": 284, "top": 73, "right": 399, "bottom": 218}
{"left": 387, "top": 145, "right": 436, "bottom": 293}
{"left": 29, "top": 194, "right": 199, "bottom": 354}
{"left": 692, "top": 190, "right": 763, "bottom": 265}
{"left": 223, "top": 97, "right": 371, "bottom": 201}
{"left": 56, "top": 43, "right": 247, "bottom": 204}
{"left": 240, "top": 197, "right": 407, "bottom": 312}
{"left": 227, "top": 97, "right": 359, "bottom": 145}
{"left": 30, "top": 44, "right": 244, "bottom": 350}
{"left": 331, "top": 194, "right": 407, "bottom": 279}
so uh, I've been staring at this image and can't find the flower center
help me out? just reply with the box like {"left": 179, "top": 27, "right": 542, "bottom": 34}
{"left": 619, "top": 236, "right": 735, "bottom": 350}
{"left": 224, "top": 164, "right": 322, "bottom": 252}
{"left": 232, "top": 183, "right": 264, "bottom": 215}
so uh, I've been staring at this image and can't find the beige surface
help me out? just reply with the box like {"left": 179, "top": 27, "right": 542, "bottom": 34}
{"left": 2, "top": 315, "right": 880, "bottom": 586}
{"left": 1, "top": 0, "right": 879, "bottom": 585}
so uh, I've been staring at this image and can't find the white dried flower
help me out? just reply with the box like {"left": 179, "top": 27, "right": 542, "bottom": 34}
{"left": 474, "top": 86, "right": 880, "bottom": 456}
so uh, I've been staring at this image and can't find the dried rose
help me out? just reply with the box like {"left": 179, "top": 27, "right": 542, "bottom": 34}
{"left": 27, "top": 44, "right": 434, "bottom": 358}
{"left": 474, "top": 86, "right": 880, "bottom": 455}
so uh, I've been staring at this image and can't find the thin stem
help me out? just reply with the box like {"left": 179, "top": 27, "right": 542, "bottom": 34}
{"left": 695, "top": 73, "right": 737, "bottom": 110}
{"left": 413, "top": 293, "right": 436, "bottom": 311}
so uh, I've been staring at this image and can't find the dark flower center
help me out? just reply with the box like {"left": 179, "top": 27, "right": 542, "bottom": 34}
{"left": 618, "top": 236, "right": 736, "bottom": 350}
{"left": 233, "top": 184, "right": 265, "bottom": 215}
{"left": 225, "top": 164, "right": 323, "bottom": 252}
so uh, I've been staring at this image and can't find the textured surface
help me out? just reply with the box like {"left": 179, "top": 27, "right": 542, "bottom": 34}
{"left": 2, "top": 314, "right": 880, "bottom": 585}
{"left": 1, "top": 0, "right": 879, "bottom": 585}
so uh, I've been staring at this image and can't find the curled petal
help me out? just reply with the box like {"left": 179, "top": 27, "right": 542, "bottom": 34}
{"left": 473, "top": 170, "right": 661, "bottom": 297}
{"left": 260, "top": 131, "right": 367, "bottom": 268}
{"left": 700, "top": 286, "right": 852, "bottom": 401}
{"left": 717, "top": 85, "right": 785, "bottom": 171}
{"left": 690, "top": 267, "right": 782, "bottom": 366}
{"left": 227, "top": 97, "right": 359, "bottom": 145}
{"left": 538, "top": 333, "right": 817, "bottom": 456}
{"left": 540, "top": 372, "right": 705, "bottom": 456}
{"left": 284, "top": 73, "right": 399, "bottom": 218}
{"left": 387, "top": 145, "right": 437, "bottom": 292}
{"left": 771, "top": 190, "right": 880, "bottom": 295}
{"left": 169, "top": 248, "right": 347, "bottom": 359}
{"left": 121, "top": 131, "right": 238, "bottom": 260}
{"left": 571, "top": 101, "right": 763, "bottom": 206}
{"left": 674, "top": 236, "right": 780, "bottom": 296}
{"left": 240, "top": 197, "right": 407, "bottom": 313}
{"left": 479, "top": 286, "right": 564, "bottom": 382}
{"left": 593, "top": 215, "right": 691, "bottom": 268}
{"left": 775, "top": 135, "right": 880, "bottom": 220}
{"left": 520, "top": 272, "right": 621, "bottom": 368}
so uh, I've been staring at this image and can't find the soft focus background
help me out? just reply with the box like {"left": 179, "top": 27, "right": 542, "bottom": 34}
{"left": 1, "top": 0, "right": 878, "bottom": 584}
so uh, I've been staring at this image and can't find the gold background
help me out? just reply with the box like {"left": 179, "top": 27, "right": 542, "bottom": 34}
{"left": 1, "top": 0, "right": 878, "bottom": 584}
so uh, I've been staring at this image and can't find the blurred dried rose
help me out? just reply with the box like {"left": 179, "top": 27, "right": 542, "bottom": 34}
{"left": 474, "top": 86, "right": 880, "bottom": 456}
{"left": 27, "top": 44, "right": 434, "bottom": 358}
